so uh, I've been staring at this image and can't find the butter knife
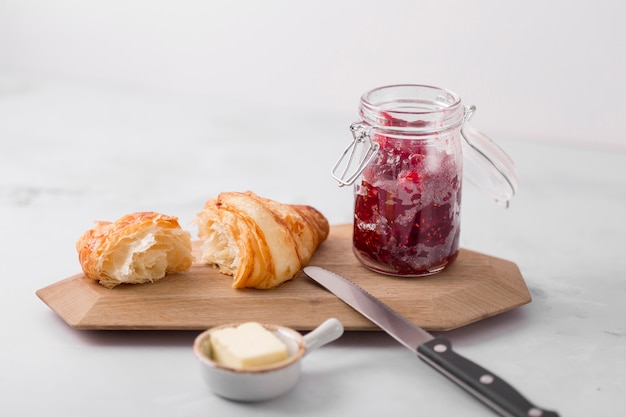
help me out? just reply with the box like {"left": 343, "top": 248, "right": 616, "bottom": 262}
{"left": 303, "top": 266, "right": 560, "bottom": 417}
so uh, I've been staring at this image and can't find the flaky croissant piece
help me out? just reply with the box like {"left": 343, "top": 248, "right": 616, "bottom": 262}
{"left": 196, "top": 191, "right": 329, "bottom": 289}
{"left": 77, "top": 212, "right": 193, "bottom": 289}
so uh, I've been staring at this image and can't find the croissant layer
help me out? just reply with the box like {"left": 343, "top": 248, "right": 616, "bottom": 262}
{"left": 196, "top": 191, "right": 329, "bottom": 289}
{"left": 77, "top": 212, "right": 193, "bottom": 288}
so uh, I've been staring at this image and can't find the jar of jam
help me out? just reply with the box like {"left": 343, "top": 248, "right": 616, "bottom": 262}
{"left": 333, "top": 84, "right": 518, "bottom": 277}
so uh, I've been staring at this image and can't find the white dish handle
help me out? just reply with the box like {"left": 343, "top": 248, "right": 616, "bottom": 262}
{"left": 303, "top": 318, "right": 344, "bottom": 353}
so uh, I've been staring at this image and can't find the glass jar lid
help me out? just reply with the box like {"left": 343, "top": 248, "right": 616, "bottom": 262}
{"left": 461, "top": 106, "right": 518, "bottom": 207}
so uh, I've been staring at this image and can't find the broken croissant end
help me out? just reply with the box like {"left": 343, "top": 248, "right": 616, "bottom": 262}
{"left": 76, "top": 212, "right": 193, "bottom": 289}
{"left": 196, "top": 191, "right": 330, "bottom": 289}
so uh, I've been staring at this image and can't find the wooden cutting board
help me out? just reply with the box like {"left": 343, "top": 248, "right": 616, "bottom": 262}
{"left": 36, "top": 224, "right": 531, "bottom": 331}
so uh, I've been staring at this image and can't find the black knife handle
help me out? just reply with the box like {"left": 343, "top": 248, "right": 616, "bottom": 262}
{"left": 417, "top": 337, "right": 560, "bottom": 417}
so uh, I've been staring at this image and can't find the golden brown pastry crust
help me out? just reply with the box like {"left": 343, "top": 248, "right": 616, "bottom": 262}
{"left": 77, "top": 212, "right": 193, "bottom": 288}
{"left": 196, "top": 191, "right": 329, "bottom": 289}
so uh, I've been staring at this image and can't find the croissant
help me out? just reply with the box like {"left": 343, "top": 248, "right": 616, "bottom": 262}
{"left": 196, "top": 191, "right": 329, "bottom": 289}
{"left": 77, "top": 212, "right": 193, "bottom": 288}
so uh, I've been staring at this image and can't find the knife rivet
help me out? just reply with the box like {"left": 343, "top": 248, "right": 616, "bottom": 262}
{"left": 479, "top": 374, "right": 494, "bottom": 384}
{"left": 433, "top": 344, "right": 447, "bottom": 353}
{"left": 527, "top": 408, "right": 543, "bottom": 417}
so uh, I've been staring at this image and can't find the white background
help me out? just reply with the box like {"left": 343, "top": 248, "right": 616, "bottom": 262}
{"left": 1, "top": 0, "right": 625, "bottom": 149}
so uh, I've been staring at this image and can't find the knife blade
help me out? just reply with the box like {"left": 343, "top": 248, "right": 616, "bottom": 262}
{"left": 303, "top": 266, "right": 560, "bottom": 417}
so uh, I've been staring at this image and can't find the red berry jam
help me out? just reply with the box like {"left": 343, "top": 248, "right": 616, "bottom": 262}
{"left": 353, "top": 131, "right": 462, "bottom": 276}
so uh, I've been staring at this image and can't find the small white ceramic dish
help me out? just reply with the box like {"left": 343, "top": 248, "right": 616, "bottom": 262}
{"left": 193, "top": 318, "right": 344, "bottom": 402}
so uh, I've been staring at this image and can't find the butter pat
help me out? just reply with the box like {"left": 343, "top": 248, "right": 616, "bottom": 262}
{"left": 210, "top": 322, "right": 289, "bottom": 370}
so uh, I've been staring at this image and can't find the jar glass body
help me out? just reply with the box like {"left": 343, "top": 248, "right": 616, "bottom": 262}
{"left": 351, "top": 85, "right": 465, "bottom": 276}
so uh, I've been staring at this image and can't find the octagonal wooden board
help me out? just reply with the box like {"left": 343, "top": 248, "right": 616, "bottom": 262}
{"left": 36, "top": 224, "right": 531, "bottom": 331}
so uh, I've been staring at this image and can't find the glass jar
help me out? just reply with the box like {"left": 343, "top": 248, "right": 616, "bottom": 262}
{"left": 332, "top": 84, "right": 517, "bottom": 277}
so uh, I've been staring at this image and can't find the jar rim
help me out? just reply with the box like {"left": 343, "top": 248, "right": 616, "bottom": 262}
{"left": 359, "top": 84, "right": 464, "bottom": 133}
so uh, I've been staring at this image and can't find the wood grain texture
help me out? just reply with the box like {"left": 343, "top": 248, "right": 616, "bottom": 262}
{"left": 36, "top": 224, "right": 531, "bottom": 331}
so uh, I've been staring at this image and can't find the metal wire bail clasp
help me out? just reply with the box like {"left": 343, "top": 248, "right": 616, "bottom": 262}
{"left": 331, "top": 122, "right": 379, "bottom": 187}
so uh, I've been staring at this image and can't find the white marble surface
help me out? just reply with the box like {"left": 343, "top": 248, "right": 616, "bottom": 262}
{"left": 1, "top": 73, "right": 625, "bottom": 416}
